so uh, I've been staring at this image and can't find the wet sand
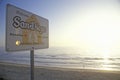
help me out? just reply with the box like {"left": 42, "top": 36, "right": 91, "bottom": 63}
{"left": 0, "top": 62, "right": 120, "bottom": 80}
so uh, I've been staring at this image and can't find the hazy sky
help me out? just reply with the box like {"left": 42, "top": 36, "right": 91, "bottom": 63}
{"left": 1, "top": 0, "right": 120, "bottom": 57}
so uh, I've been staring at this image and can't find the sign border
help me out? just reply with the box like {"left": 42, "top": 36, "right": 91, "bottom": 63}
{"left": 6, "top": 4, "right": 49, "bottom": 52}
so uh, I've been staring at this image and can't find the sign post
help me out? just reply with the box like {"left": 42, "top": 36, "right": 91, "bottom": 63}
{"left": 6, "top": 4, "right": 49, "bottom": 80}
{"left": 30, "top": 47, "right": 34, "bottom": 80}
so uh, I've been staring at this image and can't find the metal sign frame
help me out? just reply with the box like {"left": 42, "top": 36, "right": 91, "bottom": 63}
{"left": 6, "top": 4, "right": 49, "bottom": 52}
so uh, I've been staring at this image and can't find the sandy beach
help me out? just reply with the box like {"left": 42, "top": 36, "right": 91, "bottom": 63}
{"left": 0, "top": 62, "right": 120, "bottom": 80}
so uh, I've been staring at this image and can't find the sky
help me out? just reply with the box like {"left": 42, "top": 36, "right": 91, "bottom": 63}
{"left": 1, "top": 0, "right": 120, "bottom": 57}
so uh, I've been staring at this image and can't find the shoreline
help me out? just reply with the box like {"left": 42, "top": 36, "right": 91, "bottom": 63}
{"left": 0, "top": 61, "right": 120, "bottom": 73}
{"left": 0, "top": 61, "right": 120, "bottom": 80}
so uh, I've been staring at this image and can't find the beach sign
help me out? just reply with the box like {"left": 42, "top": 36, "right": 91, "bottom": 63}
{"left": 6, "top": 4, "right": 49, "bottom": 51}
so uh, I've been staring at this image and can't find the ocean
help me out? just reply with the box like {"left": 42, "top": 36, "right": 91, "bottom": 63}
{"left": 0, "top": 47, "right": 120, "bottom": 71}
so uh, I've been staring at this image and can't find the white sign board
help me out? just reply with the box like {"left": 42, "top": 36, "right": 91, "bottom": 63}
{"left": 6, "top": 4, "right": 49, "bottom": 51}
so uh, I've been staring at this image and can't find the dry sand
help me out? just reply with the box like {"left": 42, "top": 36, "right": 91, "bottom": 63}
{"left": 0, "top": 62, "right": 120, "bottom": 80}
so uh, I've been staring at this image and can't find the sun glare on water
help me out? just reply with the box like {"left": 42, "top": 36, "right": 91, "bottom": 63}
{"left": 101, "top": 54, "right": 113, "bottom": 71}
